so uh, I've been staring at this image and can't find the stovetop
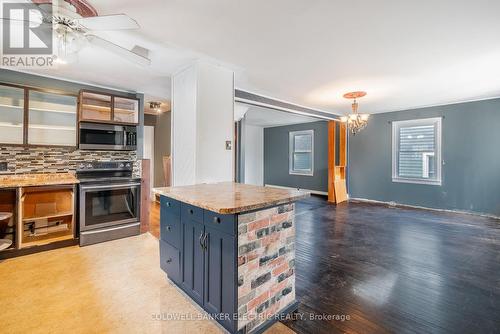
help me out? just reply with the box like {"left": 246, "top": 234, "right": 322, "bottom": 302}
{"left": 76, "top": 161, "right": 139, "bottom": 184}
{"left": 77, "top": 176, "right": 141, "bottom": 184}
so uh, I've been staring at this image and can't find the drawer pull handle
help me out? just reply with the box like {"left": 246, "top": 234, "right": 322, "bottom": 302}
{"left": 166, "top": 258, "right": 172, "bottom": 263}
{"left": 213, "top": 217, "right": 221, "bottom": 224}
{"left": 189, "top": 209, "right": 194, "bottom": 215}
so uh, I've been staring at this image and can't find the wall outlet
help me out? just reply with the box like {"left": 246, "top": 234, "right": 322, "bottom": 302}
{"left": 0, "top": 162, "right": 7, "bottom": 172}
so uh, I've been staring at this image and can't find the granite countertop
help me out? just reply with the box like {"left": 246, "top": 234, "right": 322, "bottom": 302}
{"left": 0, "top": 173, "right": 80, "bottom": 189}
{"left": 154, "top": 182, "right": 310, "bottom": 214}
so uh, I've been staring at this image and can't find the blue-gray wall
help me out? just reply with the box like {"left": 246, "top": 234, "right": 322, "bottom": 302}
{"left": 348, "top": 98, "right": 500, "bottom": 217}
{"left": 264, "top": 121, "right": 328, "bottom": 192}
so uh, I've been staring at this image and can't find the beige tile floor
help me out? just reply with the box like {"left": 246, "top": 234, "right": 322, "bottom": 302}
{"left": 0, "top": 233, "right": 294, "bottom": 334}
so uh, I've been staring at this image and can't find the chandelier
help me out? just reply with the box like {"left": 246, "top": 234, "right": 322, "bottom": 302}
{"left": 340, "top": 91, "right": 370, "bottom": 135}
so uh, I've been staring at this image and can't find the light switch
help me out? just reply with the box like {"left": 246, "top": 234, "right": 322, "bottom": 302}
{"left": 225, "top": 141, "right": 232, "bottom": 150}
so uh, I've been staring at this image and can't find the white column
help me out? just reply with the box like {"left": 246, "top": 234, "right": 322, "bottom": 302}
{"left": 171, "top": 61, "right": 235, "bottom": 186}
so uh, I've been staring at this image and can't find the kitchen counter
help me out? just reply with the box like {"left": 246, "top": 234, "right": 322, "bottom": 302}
{"left": 158, "top": 182, "right": 307, "bottom": 333}
{"left": 0, "top": 173, "right": 79, "bottom": 189}
{"left": 154, "top": 182, "right": 309, "bottom": 214}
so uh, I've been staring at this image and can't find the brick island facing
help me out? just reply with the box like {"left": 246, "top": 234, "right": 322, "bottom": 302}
{"left": 154, "top": 182, "right": 308, "bottom": 333}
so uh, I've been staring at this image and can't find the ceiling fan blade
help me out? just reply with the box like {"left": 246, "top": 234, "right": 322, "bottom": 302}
{"left": 86, "top": 35, "right": 151, "bottom": 67}
{"left": 77, "top": 14, "right": 139, "bottom": 31}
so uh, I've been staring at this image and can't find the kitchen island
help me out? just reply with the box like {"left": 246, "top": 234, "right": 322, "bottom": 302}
{"left": 155, "top": 182, "right": 309, "bottom": 333}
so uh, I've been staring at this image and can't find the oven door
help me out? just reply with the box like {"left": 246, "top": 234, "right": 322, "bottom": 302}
{"left": 79, "top": 182, "right": 141, "bottom": 232}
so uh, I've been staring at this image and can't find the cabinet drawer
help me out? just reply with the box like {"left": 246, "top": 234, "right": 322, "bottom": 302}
{"left": 204, "top": 210, "right": 236, "bottom": 235}
{"left": 160, "top": 240, "right": 181, "bottom": 284}
{"left": 181, "top": 203, "right": 203, "bottom": 223}
{"left": 160, "top": 196, "right": 180, "bottom": 216}
{"left": 160, "top": 213, "right": 181, "bottom": 249}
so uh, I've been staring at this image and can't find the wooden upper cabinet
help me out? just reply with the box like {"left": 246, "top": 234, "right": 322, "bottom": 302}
{"left": 114, "top": 97, "right": 139, "bottom": 124}
{"left": 79, "top": 90, "right": 139, "bottom": 125}
{"left": 80, "top": 91, "right": 112, "bottom": 122}
{"left": 0, "top": 85, "right": 25, "bottom": 145}
{"left": 28, "top": 91, "right": 77, "bottom": 147}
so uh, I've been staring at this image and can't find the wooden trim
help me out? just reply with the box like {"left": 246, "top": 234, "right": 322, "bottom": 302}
{"left": 23, "top": 87, "right": 29, "bottom": 145}
{"left": 140, "top": 159, "right": 151, "bottom": 234}
{"left": 77, "top": 118, "right": 139, "bottom": 126}
{"left": 111, "top": 95, "right": 115, "bottom": 122}
{"left": 339, "top": 122, "right": 347, "bottom": 166}
{"left": 0, "top": 81, "right": 78, "bottom": 97}
{"left": 328, "top": 121, "right": 336, "bottom": 203}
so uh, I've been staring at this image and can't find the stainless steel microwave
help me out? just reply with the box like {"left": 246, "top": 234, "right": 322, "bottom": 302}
{"left": 79, "top": 122, "right": 137, "bottom": 151}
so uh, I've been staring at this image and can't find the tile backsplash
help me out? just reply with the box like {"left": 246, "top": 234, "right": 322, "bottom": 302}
{"left": 0, "top": 146, "right": 138, "bottom": 175}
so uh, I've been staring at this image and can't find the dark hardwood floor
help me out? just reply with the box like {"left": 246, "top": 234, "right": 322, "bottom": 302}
{"left": 149, "top": 196, "right": 500, "bottom": 334}
{"left": 284, "top": 196, "right": 500, "bottom": 334}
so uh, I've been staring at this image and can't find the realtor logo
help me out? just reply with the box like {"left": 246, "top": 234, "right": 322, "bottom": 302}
{"left": 1, "top": 1, "right": 55, "bottom": 67}
{"left": 2, "top": 2, "right": 53, "bottom": 54}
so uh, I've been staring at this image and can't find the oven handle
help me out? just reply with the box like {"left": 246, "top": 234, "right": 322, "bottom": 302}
{"left": 80, "top": 182, "right": 141, "bottom": 190}
{"left": 81, "top": 222, "right": 140, "bottom": 235}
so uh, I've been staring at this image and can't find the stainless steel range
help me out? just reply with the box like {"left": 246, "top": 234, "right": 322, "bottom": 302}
{"left": 76, "top": 161, "right": 141, "bottom": 246}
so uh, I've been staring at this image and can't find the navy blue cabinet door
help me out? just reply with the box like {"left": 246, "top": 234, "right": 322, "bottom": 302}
{"left": 160, "top": 211, "right": 181, "bottom": 249}
{"left": 204, "top": 225, "right": 237, "bottom": 332}
{"left": 159, "top": 240, "right": 181, "bottom": 284}
{"left": 181, "top": 218, "right": 204, "bottom": 305}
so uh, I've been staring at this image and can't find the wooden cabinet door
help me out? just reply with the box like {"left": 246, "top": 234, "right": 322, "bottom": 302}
{"left": 113, "top": 97, "right": 138, "bottom": 124}
{"left": 80, "top": 91, "right": 112, "bottom": 122}
{"left": 204, "top": 225, "right": 237, "bottom": 332}
{"left": 181, "top": 218, "right": 205, "bottom": 305}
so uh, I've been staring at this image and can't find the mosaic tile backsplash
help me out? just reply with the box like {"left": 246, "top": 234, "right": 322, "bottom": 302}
{"left": 0, "top": 146, "right": 138, "bottom": 175}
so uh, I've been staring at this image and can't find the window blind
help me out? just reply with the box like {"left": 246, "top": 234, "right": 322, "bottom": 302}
{"left": 398, "top": 124, "right": 436, "bottom": 179}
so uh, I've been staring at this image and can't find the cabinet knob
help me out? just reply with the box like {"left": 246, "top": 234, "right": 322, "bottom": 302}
{"left": 166, "top": 258, "right": 172, "bottom": 263}
{"left": 189, "top": 209, "right": 194, "bottom": 215}
{"left": 166, "top": 226, "right": 171, "bottom": 231}
{"left": 213, "top": 217, "right": 221, "bottom": 224}
{"left": 166, "top": 202, "right": 171, "bottom": 207}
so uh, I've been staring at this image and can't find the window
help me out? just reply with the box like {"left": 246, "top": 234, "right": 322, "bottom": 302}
{"left": 289, "top": 130, "right": 314, "bottom": 176}
{"left": 392, "top": 117, "right": 442, "bottom": 185}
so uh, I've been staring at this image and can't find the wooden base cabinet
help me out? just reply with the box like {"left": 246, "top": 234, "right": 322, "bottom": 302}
{"left": 159, "top": 196, "right": 237, "bottom": 333}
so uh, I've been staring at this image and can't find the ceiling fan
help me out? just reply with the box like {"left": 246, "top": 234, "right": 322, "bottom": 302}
{"left": 2, "top": 0, "right": 151, "bottom": 66}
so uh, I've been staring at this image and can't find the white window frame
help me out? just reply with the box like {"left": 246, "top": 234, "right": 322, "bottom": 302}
{"left": 289, "top": 129, "right": 314, "bottom": 176}
{"left": 392, "top": 117, "right": 442, "bottom": 185}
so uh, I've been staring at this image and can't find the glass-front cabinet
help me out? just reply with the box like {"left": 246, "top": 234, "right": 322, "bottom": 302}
{"left": 114, "top": 97, "right": 139, "bottom": 124}
{"left": 0, "top": 85, "right": 25, "bottom": 144}
{"left": 0, "top": 84, "right": 77, "bottom": 147}
{"left": 79, "top": 90, "right": 138, "bottom": 125}
{"left": 28, "top": 91, "right": 77, "bottom": 146}
{"left": 80, "top": 91, "right": 112, "bottom": 122}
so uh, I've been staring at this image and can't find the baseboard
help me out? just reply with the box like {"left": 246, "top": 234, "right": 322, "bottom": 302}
{"left": 265, "top": 184, "right": 328, "bottom": 196}
{"left": 351, "top": 197, "right": 500, "bottom": 220}
{"left": 248, "top": 300, "right": 299, "bottom": 334}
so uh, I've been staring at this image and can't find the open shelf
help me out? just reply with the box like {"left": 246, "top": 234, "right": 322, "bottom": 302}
{"left": 19, "top": 186, "right": 75, "bottom": 249}
{"left": 79, "top": 90, "right": 138, "bottom": 124}
{"left": 22, "top": 211, "right": 73, "bottom": 222}
{"left": 0, "top": 190, "right": 16, "bottom": 251}
{"left": 21, "top": 234, "right": 74, "bottom": 248}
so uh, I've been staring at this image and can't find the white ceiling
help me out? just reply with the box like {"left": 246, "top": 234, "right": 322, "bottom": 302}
{"left": 23, "top": 0, "right": 500, "bottom": 114}
{"left": 241, "top": 104, "right": 321, "bottom": 128}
